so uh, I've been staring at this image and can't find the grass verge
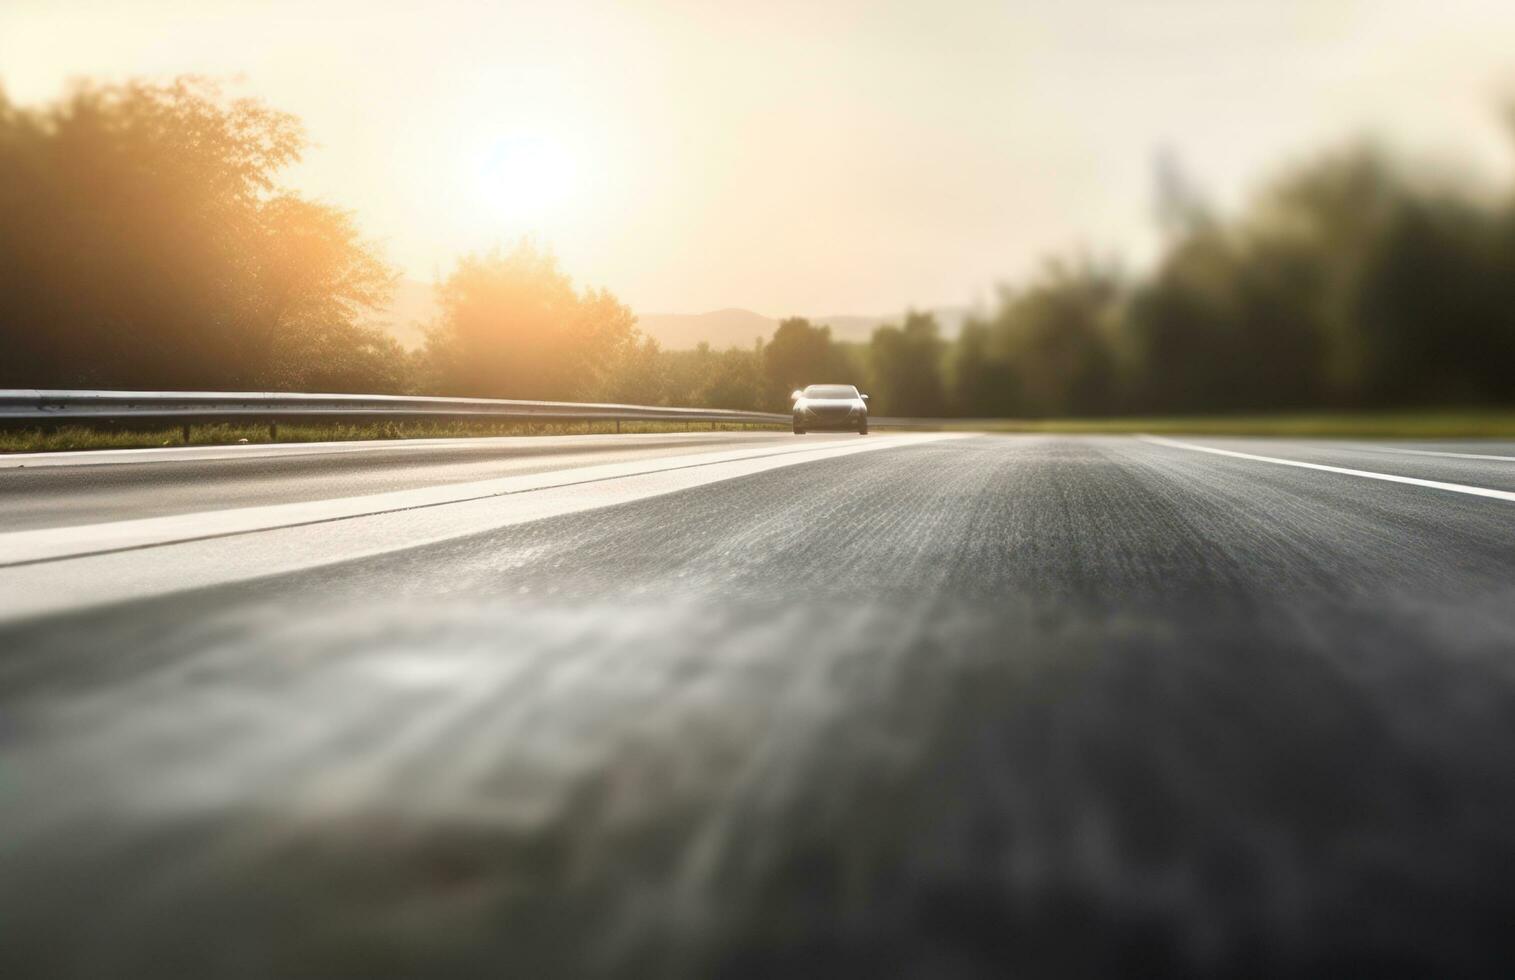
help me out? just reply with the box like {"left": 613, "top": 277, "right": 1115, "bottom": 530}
{"left": 916, "top": 411, "right": 1515, "bottom": 439}
{"left": 6, "top": 411, "right": 1515, "bottom": 453}
{"left": 0, "top": 419, "right": 786, "bottom": 454}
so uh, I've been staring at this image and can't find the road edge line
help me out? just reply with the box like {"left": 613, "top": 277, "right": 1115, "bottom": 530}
{"left": 1137, "top": 434, "right": 1515, "bottom": 504}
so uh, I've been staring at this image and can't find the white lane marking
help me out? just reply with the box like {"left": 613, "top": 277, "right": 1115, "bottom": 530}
{"left": 0, "top": 433, "right": 963, "bottom": 621}
{"left": 0, "top": 430, "right": 783, "bottom": 469}
{"left": 0, "top": 434, "right": 956, "bottom": 568}
{"left": 1350, "top": 445, "right": 1515, "bottom": 463}
{"left": 1138, "top": 435, "right": 1515, "bottom": 503}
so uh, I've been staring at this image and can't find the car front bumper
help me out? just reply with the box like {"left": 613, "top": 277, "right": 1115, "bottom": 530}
{"left": 795, "top": 413, "right": 865, "bottom": 430}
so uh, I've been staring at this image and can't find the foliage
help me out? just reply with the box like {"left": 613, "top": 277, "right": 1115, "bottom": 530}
{"left": 869, "top": 312, "right": 948, "bottom": 417}
{"left": 0, "top": 78, "right": 403, "bottom": 392}
{"left": 8, "top": 78, "right": 1515, "bottom": 422}
{"left": 975, "top": 264, "right": 1120, "bottom": 418}
{"left": 947, "top": 141, "right": 1515, "bottom": 418}
{"left": 762, "top": 318, "right": 851, "bottom": 409}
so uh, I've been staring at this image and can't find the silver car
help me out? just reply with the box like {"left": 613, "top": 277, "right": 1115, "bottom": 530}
{"left": 791, "top": 384, "right": 870, "bottom": 435}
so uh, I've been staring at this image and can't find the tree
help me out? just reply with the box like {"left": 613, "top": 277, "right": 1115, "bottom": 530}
{"left": 988, "top": 261, "right": 1120, "bottom": 417}
{"left": 949, "top": 317, "right": 1018, "bottom": 417}
{"left": 424, "top": 240, "right": 645, "bottom": 401}
{"left": 763, "top": 317, "right": 848, "bottom": 409}
{"left": 1152, "top": 147, "right": 1213, "bottom": 242}
{"left": 700, "top": 345, "right": 765, "bottom": 410}
{"left": 0, "top": 77, "right": 398, "bottom": 390}
{"left": 1242, "top": 145, "right": 1404, "bottom": 405}
{"left": 252, "top": 195, "right": 402, "bottom": 391}
{"left": 1355, "top": 195, "right": 1515, "bottom": 405}
{"left": 1124, "top": 230, "right": 1255, "bottom": 414}
{"left": 869, "top": 311, "right": 948, "bottom": 417}
{"left": 590, "top": 333, "right": 667, "bottom": 405}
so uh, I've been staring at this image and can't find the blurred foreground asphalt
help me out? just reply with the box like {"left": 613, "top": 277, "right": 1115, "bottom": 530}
{"left": 3, "top": 432, "right": 1515, "bottom": 977}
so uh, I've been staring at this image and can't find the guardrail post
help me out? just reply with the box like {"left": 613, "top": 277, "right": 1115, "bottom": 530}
{"left": 181, "top": 423, "right": 191, "bottom": 444}
{"left": 615, "top": 420, "right": 620, "bottom": 434}
{"left": 269, "top": 421, "right": 278, "bottom": 441}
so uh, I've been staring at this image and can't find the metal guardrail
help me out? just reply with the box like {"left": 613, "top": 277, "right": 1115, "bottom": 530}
{"left": 0, "top": 389, "right": 794, "bottom": 434}
{"left": 0, "top": 390, "right": 967, "bottom": 440}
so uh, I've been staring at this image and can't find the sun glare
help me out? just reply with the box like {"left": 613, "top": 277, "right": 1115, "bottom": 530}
{"left": 475, "top": 134, "right": 576, "bottom": 226}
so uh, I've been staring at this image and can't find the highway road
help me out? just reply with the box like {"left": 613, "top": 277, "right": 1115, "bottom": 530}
{"left": 3, "top": 431, "right": 1515, "bottom": 977}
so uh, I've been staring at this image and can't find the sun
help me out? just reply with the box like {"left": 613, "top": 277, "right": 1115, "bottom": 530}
{"left": 475, "top": 134, "right": 576, "bottom": 225}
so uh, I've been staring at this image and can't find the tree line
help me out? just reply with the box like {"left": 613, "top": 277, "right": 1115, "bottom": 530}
{"left": 5, "top": 78, "right": 1515, "bottom": 417}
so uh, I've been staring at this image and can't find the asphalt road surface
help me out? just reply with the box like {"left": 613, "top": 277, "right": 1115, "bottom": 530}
{"left": 3, "top": 431, "right": 1515, "bottom": 978}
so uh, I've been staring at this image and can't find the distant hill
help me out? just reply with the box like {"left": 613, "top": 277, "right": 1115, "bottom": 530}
{"left": 366, "top": 280, "right": 969, "bottom": 351}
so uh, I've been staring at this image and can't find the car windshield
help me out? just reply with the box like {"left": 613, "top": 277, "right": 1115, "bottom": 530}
{"left": 803, "top": 385, "right": 856, "bottom": 399}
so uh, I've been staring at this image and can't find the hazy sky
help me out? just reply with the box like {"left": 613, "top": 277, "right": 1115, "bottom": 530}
{"left": 5, "top": 0, "right": 1515, "bottom": 315}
